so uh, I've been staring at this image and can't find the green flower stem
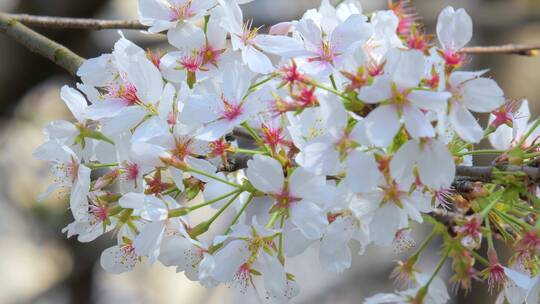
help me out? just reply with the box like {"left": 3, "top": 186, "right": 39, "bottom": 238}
{"left": 411, "top": 229, "right": 438, "bottom": 261}
{"left": 241, "top": 122, "right": 271, "bottom": 154}
{"left": 186, "top": 167, "right": 243, "bottom": 189}
{"left": 266, "top": 211, "right": 280, "bottom": 228}
{"left": 162, "top": 187, "right": 179, "bottom": 196}
{"left": 85, "top": 162, "right": 119, "bottom": 169}
{"left": 518, "top": 118, "right": 540, "bottom": 147}
{"left": 329, "top": 74, "right": 338, "bottom": 90}
{"left": 189, "top": 191, "right": 243, "bottom": 238}
{"left": 492, "top": 208, "right": 533, "bottom": 230}
{"left": 168, "top": 189, "right": 241, "bottom": 218}
{"left": 484, "top": 216, "right": 495, "bottom": 251}
{"left": 467, "top": 248, "right": 490, "bottom": 267}
{"left": 225, "top": 194, "right": 254, "bottom": 234}
{"left": 480, "top": 190, "right": 504, "bottom": 218}
{"left": 234, "top": 148, "right": 266, "bottom": 155}
{"left": 524, "top": 151, "right": 540, "bottom": 159}
{"left": 249, "top": 74, "right": 277, "bottom": 91}
{"left": 311, "top": 81, "right": 352, "bottom": 101}
{"left": 278, "top": 214, "right": 285, "bottom": 259}
{"left": 420, "top": 247, "right": 451, "bottom": 294}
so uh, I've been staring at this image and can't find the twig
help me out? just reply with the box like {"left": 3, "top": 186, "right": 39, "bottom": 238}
{"left": 6, "top": 13, "right": 148, "bottom": 30}
{"left": 461, "top": 44, "right": 540, "bottom": 56}
{"left": 0, "top": 12, "right": 84, "bottom": 76}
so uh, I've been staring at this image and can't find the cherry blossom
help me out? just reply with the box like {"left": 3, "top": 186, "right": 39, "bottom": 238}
{"left": 33, "top": 1, "right": 538, "bottom": 303}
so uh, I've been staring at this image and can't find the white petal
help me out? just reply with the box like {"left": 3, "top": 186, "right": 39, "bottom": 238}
{"left": 258, "top": 252, "right": 288, "bottom": 304}
{"left": 140, "top": 195, "right": 168, "bottom": 221}
{"left": 386, "top": 48, "right": 426, "bottom": 89}
{"left": 159, "top": 235, "right": 194, "bottom": 268}
{"left": 70, "top": 166, "right": 91, "bottom": 222}
{"left": 180, "top": 94, "right": 221, "bottom": 128}
{"left": 345, "top": 150, "right": 382, "bottom": 193}
{"left": 122, "top": 53, "right": 164, "bottom": 104}
{"left": 130, "top": 141, "right": 169, "bottom": 167}
{"left": 222, "top": 57, "right": 254, "bottom": 103}
{"left": 364, "top": 292, "right": 405, "bottom": 304}
{"left": 160, "top": 52, "right": 187, "bottom": 83}
{"left": 403, "top": 104, "right": 435, "bottom": 139}
{"left": 370, "top": 203, "right": 402, "bottom": 246}
{"left": 246, "top": 155, "right": 284, "bottom": 194}
{"left": 290, "top": 201, "right": 328, "bottom": 240}
{"left": 138, "top": 0, "right": 172, "bottom": 28}
{"left": 186, "top": 157, "right": 217, "bottom": 182}
{"left": 449, "top": 103, "right": 484, "bottom": 143}
{"left": 408, "top": 90, "right": 451, "bottom": 111}
{"left": 43, "top": 120, "right": 78, "bottom": 140}
{"left": 504, "top": 267, "right": 536, "bottom": 290}
{"left": 119, "top": 192, "right": 146, "bottom": 209}
{"left": 418, "top": 139, "right": 456, "bottom": 189}
{"left": 282, "top": 227, "right": 315, "bottom": 257}
{"left": 289, "top": 166, "right": 326, "bottom": 198}
{"left": 100, "top": 245, "right": 138, "bottom": 274}
{"left": 358, "top": 76, "right": 392, "bottom": 103}
{"left": 363, "top": 104, "right": 401, "bottom": 147}
{"left": 330, "top": 14, "right": 372, "bottom": 54}
{"left": 158, "top": 82, "right": 176, "bottom": 120}
{"left": 461, "top": 77, "right": 505, "bottom": 113}
{"left": 390, "top": 140, "right": 419, "bottom": 186}
{"left": 295, "top": 137, "right": 339, "bottom": 176}
{"left": 320, "top": 217, "right": 354, "bottom": 273}
{"left": 243, "top": 46, "right": 274, "bottom": 74}
{"left": 167, "top": 22, "right": 205, "bottom": 51}
{"left": 101, "top": 107, "right": 147, "bottom": 136}
{"left": 296, "top": 18, "right": 323, "bottom": 52}
{"left": 255, "top": 34, "right": 305, "bottom": 58}
{"left": 134, "top": 221, "right": 166, "bottom": 263}
{"left": 131, "top": 116, "right": 169, "bottom": 143}
{"left": 436, "top": 6, "right": 473, "bottom": 51}
{"left": 60, "top": 86, "right": 87, "bottom": 122}
{"left": 85, "top": 100, "right": 127, "bottom": 120}
{"left": 489, "top": 124, "right": 513, "bottom": 150}
{"left": 211, "top": 240, "right": 250, "bottom": 282}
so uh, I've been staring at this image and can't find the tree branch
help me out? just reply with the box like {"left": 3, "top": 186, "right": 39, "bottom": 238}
{"left": 461, "top": 44, "right": 540, "bottom": 56}
{"left": 456, "top": 165, "right": 540, "bottom": 182}
{"left": 4, "top": 13, "right": 540, "bottom": 58}
{"left": 0, "top": 12, "right": 84, "bottom": 76}
{"left": 6, "top": 13, "right": 148, "bottom": 30}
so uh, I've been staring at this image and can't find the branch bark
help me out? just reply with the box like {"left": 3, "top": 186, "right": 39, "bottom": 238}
{"left": 461, "top": 44, "right": 540, "bottom": 56}
{"left": 456, "top": 165, "right": 540, "bottom": 182}
{"left": 0, "top": 12, "right": 84, "bottom": 76}
{"left": 7, "top": 13, "right": 148, "bottom": 30}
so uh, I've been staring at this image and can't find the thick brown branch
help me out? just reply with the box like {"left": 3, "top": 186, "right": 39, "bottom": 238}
{"left": 461, "top": 44, "right": 540, "bottom": 56}
{"left": 7, "top": 13, "right": 148, "bottom": 30}
{"left": 0, "top": 12, "right": 85, "bottom": 76}
{"left": 456, "top": 165, "right": 540, "bottom": 182}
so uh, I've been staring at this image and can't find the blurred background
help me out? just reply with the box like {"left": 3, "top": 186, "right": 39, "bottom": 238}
{"left": 0, "top": 0, "right": 539, "bottom": 303}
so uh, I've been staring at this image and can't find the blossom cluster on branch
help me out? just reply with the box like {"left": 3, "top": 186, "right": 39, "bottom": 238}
{"left": 32, "top": 0, "right": 540, "bottom": 303}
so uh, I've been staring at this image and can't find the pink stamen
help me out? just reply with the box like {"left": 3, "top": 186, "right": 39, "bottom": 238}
{"left": 221, "top": 98, "right": 244, "bottom": 121}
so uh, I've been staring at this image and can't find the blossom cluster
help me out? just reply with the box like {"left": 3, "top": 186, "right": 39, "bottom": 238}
{"left": 34, "top": 0, "right": 540, "bottom": 303}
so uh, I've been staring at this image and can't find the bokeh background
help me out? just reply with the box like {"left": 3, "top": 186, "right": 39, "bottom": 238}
{"left": 0, "top": 0, "right": 539, "bottom": 303}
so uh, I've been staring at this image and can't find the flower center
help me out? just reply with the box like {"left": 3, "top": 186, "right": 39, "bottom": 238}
{"left": 169, "top": 3, "right": 194, "bottom": 21}
{"left": 122, "top": 162, "right": 140, "bottom": 182}
{"left": 221, "top": 98, "right": 244, "bottom": 121}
